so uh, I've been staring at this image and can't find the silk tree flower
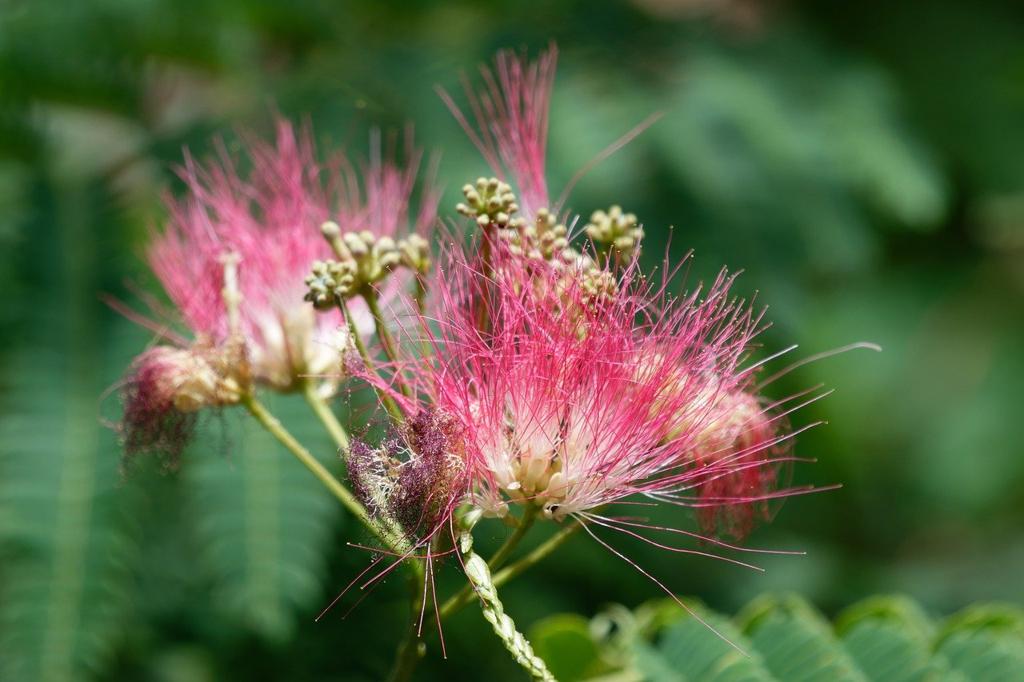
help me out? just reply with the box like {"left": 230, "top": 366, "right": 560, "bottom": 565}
{"left": 386, "top": 247, "right": 813, "bottom": 543}
{"left": 153, "top": 120, "right": 437, "bottom": 392}
{"left": 435, "top": 47, "right": 818, "bottom": 545}
{"left": 120, "top": 119, "right": 438, "bottom": 459}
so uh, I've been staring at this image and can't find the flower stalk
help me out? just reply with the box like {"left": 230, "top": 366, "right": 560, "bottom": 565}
{"left": 301, "top": 379, "right": 350, "bottom": 451}
{"left": 363, "top": 287, "right": 412, "bottom": 400}
{"left": 339, "top": 298, "right": 405, "bottom": 422}
{"left": 488, "top": 505, "right": 539, "bottom": 571}
{"left": 385, "top": 562, "right": 428, "bottom": 682}
{"left": 457, "top": 510, "right": 557, "bottom": 681}
{"left": 440, "top": 518, "right": 581, "bottom": 620}
{"left": 490, "top": 522, "right": 581, "bottom": 594}
{"left": 240, "top": 393, "right": 369, "bottom": 528}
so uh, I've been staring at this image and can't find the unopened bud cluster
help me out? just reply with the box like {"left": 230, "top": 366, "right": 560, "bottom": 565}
{"left": 457, "top": 177, "right": 521, "bottom": 228}
{"left": 500, "top": 208, "right": 573, "bottom": 263}
{"left": 305, "top": 222, "right": 431, "bottom": 310}
{"left": 585, "top": 205, "right": 643, "bottom": 258}
{"left": 457, "top": 180, "right": 629, "bottom": 306}
{"left": 305, "top": 259, "right": 357, "bottom": 310}
{"left": 577, "top": 266, "right": 617, "bottom": 305}
{"left": 399, "top": 234, "right": 431, "bottom": 273}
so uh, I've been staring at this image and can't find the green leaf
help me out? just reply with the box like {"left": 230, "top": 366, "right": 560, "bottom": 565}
{"left": 186, "top": 393, "right": 343, "bottom": 641}
{"left": 529, "top": 614, "right": 608, "bottom": 681}
{"left": 643, "top": 602, "right": 774, "bottom": 682}
{"left": 737, "top": 594, "right": 867, "bottom": 682}
{"left": 602, "top": 595, "right": 1024, "bottom": 682}
{"left": 835, "top": 595, "right": 949, "bottom": 682}
{"left": 0, "top": 182, "right": 142, "bottom": 682}
{"left": 633, "top": 641, "right": 687, "bottom": 682}
{"left": 0, "top": 350, "right": 140, "bottom": 682}
{"left": 935, "top": 604, "right": 1024, "bottom": 682}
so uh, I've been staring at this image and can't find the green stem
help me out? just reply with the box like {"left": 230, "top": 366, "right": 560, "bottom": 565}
{"left": 363, "top": 288, "right": 411, "bottom": 399}
{"left": 250, "top": 386, "right": 426, "bottom": 679}
{"left": 475, "top": 227, "right": 493, "bottom": 334}
{"left": 340, "top": 298, "right": 404, "bottom": 422}
{"left": 488, "top": 506, "right": 539, "bottom": 571}
{"left": 413, "top": 274, "right": 428, "bottom": 318}
{"left": 435, "top": 507, "right": 537, "bottom": 622}
{"left": 302, "top": 375, "right": 426, "bottom": 682}
{"left": 439, "top": 519, "right": 581, "bottom": 620}
{"left": 412, "top": 275, "right": 432, "bottom": 359}
{"left": 342, "top": 299, "right": 372, "bottom": 362}
{"left": 241, "top": 395, "right": 367, "bottom": 523}
{"left": 301, "top": 380, "right": 350, "bottom": 451}
{"left": 491, "top": 521, "right": 581, "bottom": 591}
{"left": 386, "top": 549, "right": 429, "bottom": 682}
{"left": 457, "top": 515, "right": 557, "bottom": 681}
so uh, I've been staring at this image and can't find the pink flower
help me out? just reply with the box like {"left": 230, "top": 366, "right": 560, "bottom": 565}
{"left": 435, "top": 46, "right": 799, "bottom": 541}
{"left": 393, "top": 248, "right": 803, "bottom": 536}
{"left": 146, "top": 119, "right": 438, "bottom": 393}
{"left": 677, "top": 383, "right": 790, "bottom": 540}
{"left": 120, "top": 119, "right": 437, "bottom": 460}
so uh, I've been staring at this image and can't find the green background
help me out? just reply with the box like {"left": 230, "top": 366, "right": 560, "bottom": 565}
{"left": 1, "top": 1, "right": 1022, "bottom": 680}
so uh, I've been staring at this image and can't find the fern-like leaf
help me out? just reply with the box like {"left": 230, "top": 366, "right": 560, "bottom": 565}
{"left": 0, "top": 344, "right": 141, "bottom": 681}
{"left": 531, "top": 594, "right": 1024, "bottom": 681}
{"left": 185, "top": 393, "right": 344, "bottom": 641}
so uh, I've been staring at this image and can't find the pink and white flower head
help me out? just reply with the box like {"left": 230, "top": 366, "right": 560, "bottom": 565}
{"left": 121, "top": 119, "right": 437, "bottom": 458}
{"left": 396, "top": 248, "right": 804, "bottom": 539}
{"left": 435, "top": 46, "right": 821, "bottom": 544}
{"left": 147, "top": 119, "right": 438, "bottom": 394}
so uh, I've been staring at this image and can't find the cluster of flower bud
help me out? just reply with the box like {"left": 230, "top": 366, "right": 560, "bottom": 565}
{"left": 499, "top": 208, "right": 574, "bottom": 264}
{"left": 456, "top": 177, "right": 521, "bottom": 229}
{"left": 305, "top": 259, "right": 358, "bottom": 310}
{"left": 456, "top": 178, "right": 627, "bottom": 308}
{"left": 398, "top": 233, "right": 431, "bottom": 274}
{"left": 584, "top": 205, "right": 643, "bottom": 258}
{"left": 576, "top": 265, "right": 618, "bottom": 305}
{"left": 305, "top": 221, "right": 431, "bottom": 310}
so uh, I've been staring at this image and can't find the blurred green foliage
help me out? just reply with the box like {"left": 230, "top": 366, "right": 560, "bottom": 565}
{"left": 530, "top": 594, "right": 1024, "bottom": 680}
{"left": 1, "top": 1, "right": 1023, "bottom": 680}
